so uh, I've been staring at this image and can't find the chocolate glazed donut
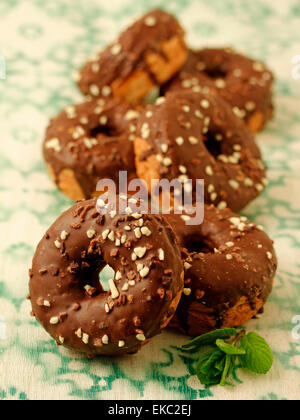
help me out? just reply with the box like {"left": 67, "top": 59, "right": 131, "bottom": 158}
{"left": 134, "top": 90, "right": 267, "bottom": 212}
{"left": 165, "top": 205, "right": 277, "bottom": 336}
{"left": 76, "top": 9, "right": 188, "bottom": 103}
{"left": 28, "top": 198, "right": 184, "bottom": 356}
{"left": 44, "top": 97, "right": 140, "bottom": 201}
{"left": 165, "top": 48, "right": 274, "bottom": 132}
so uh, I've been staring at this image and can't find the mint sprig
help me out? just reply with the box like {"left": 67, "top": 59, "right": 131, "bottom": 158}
{"left": 182, "top": 328, "right": 273, "bottom": 387}
{"left": 240, "top": 332, "right": 273, "bottom": 374}
{"left": 182, "top": 328, "right": 238, "bottom": 351}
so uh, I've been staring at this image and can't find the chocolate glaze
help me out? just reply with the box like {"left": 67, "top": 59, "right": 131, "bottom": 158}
{"left": 77, "top": 9, "right": 186, "bottom": 98}
{"left": 164, "top": 48, "right": 274, "bottom": 130}
{"left": 44, "top": 97, "right": 140, "bottom": 198}
{"left": 135, "top": 90, "right": 267, "bottom": 212}
{"left": 29, "top": 198, "right": 184, "bottom": 356}
{"left": 165, "top": 205, "right": 277, "bottom": 336}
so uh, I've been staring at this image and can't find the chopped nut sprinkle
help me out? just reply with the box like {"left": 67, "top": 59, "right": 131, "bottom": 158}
{"left": 102, "top": 85, "right": 111, "bottom": 97}
{"left": 162, "top": 157, "right": 172, "bottom": 166}
{"left": 99, "top": 115, "right": 108, "bottom": 125}
{"left": 134, "top": 247, "right": 147, "bottom": 259}
{"left": 183, "top": 288, "right": 192, "bottom": 296}
{"left": 155, "top": 97, "right": 166, "bottom": 106}
{"left": 45, "top": 138, "right": 62, "bottom": 152}
{"left": 225, "top": 241, "right": 234, "bottom": 247}
{"left": 139, "top": 266, "right": 150, "bottom": 278}
{"left": 87, "top": 229, "right": 96, "bottom": 239}
{"left": 60, "top": 231, "right": 69, "bottom": 241}
{"left": 161, "top": 143, "right": 168, "bottom": 153}
{"left": 102, "top": 334, "right": 109, "bottom": 345}
{"left": 158, "top": 248, "right": 165, "bottom": 261}
{"left": 134, "top": 227, "right": 142, "bottom": 239}
{"left": 175, "top": 137, "right": 184, "bottom": 146}
{"left": 188, "top": 136, "right": 198, "bottom": 145}
{"left": 111, "top": 43, "right": 122, "bottom": 55}
{"left": 141, "top": 226, "right": 151, "bottom": 236}
{"left": 205, "top": 166, "right": 214, "bottom": 176}
{"left": 229, "top": 179, "right": 240, "bottom": 190}
{"left": 102, "top": 229, "right": 110, "bottom": 240}
{"left": 122, "top": 283, "right": 129, "bottom": 291}
{"left": 244, "top": 177, "right": 254, "bottom": 187}
{"left": 145, "top": 16, "right": 156, "bottom": 26}
{"left": 90, "top": 84, "right": 100, "bottom": 96}
{"left": 200, "top": 99, "right": 210, "bottom": 109}
{"left": 108, "top": 231, "right": 115, "bottom": 241}
{"left": 50, "top": 317, "right": 59, "bottom": 325}
{"left": 136, "top": 333, "right": 146, "bottom": 341}
{"left": 75, "top": 328, "right": 82, "bottom": 338}
{"left": 184, "top": 262, "right": 192, "bottom": 270}
{"left": 115, "top": 271, "right": 122, "bottom": 281}
{"left": 109, "top": 278, "right": 119, "bottom": 299}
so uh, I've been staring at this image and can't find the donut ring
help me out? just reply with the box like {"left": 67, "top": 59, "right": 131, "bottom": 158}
{"left": 134, "top": 90, "right": 267, "bottom": 212}
{"left": 165, "top": 205, "right": 277, "bottom": 336}
{"left": 165, "top": 48, "right": 274, "bottom": 132}
{"left": 44, "top": 97, "right": 140, "bottom": 201}
{"left": 77, "top": 9, "right": 188, "bottom": 103}
{"left": 29, "top": 198, "right": 184, "bottom": 356}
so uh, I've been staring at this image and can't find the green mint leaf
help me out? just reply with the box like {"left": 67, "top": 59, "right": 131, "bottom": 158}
{"left": 240, "top": 332, "right": 273, "bottom": 374}
{"left": 195, "top": 350, "right": 226, "bottom": 386}
{"left": 195, "top": 350, "right": 214, "bottom": 369}
{"left": 216, "top": 339, "right": 246, "bottom": 355}
{"left": 196, "top": 349, "right": 224, "bottom": 375}
{"left": 219, "top": 354, "right": 234, "bottom": 386}
{"left": 182, "top": 328, "right": 238, "bottom": 351}
{"left": 214, "top": 356, "right": 226, "bottom": 372}
{"left": 196, "top": 369, "right": 222, "bottom": 386}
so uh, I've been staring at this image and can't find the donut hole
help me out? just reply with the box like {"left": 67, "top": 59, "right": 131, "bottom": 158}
{"left": 203, "top": 131, "right": 235, "bottom": 160}
{"left": 203, "top": 68, "right": 227, "bottom": 80}
{"left": 90, "top": 122, "right": 121, "bottom": 138}
{"left": 185, "top": 235, "right": 214, "bottom": 254}
{"left": 77, "top": 258, "right": 115, "bottom": 295}
{"left": 203, "top": 131, "right": 222, "bottom": 158}
{"left": 77, "top": 257, "right": 106, "bottom": 296}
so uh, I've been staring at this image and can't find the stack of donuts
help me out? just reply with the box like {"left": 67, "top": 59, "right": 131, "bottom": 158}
{"left": 29, "top": 9, "right": 277, "bottom": 357}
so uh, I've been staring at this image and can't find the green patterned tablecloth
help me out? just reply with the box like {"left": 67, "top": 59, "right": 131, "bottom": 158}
{"left": 0, "top": 0, "right": 300, "bottom": 400}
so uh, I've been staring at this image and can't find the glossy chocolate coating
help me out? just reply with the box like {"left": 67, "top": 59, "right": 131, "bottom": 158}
{"left": 135, "top": 90, "right": 267, "bottom": 212}
{"left": 77, "top": 9, "right": 186, "bottom": 98}
{"left": 164, "top": 48, "right": 274, "bottom": 131}
{"left": 44, "top": 97, "right": 139, "bottom": 198}
{"left": 29, "top": 198, "right": 184, "bottom": 356}
{"left": 165, "top": 205, "right": 277, "bottom": 336}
